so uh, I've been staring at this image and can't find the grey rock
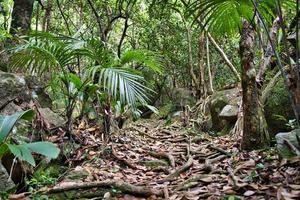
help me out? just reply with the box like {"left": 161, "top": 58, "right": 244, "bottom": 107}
{"left": 209, "top": 88, "right": 240, "bottom": 131}
{"left": 276, "top": 129, "right": 300, "bottom": 158}
{"left": 38, "top": 108, "right": 65, "bottom": 129}
{"left": 0, "top": 72, "right": 52, "bottom": 115}
{"left": 0, "top": 161, "right": 15, "bottom": 192}
{"left": 219, "top": 105, "right": 238, "bottom": 121}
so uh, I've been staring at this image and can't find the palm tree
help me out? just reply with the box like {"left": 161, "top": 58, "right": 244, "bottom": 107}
{"left": 9, "top": 32, "right": 162, "bottom": 136}
{"left": 188, "top": 0, "right": 295, "bottom": 150}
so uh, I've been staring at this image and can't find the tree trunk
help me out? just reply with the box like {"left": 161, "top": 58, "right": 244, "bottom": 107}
{"left": 256, "top": 17, "right": 281, "bottom": 84}
{"left": 11, "top": 0, "right": 35, "bottom": 34}
{"left": 206, "top": 36, "right": 214, "bottom": 94}
{"left": 240, "top": 20, "right": 269, "bottom": 150}
{"left": 42, "top": 0, "right": 52, "bottom": 31}
{"left": 198, "top": 33, "right": 207, "bottom": 98}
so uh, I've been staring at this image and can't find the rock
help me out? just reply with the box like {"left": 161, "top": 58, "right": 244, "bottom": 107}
{"left": 38, "top": 108, "right": 65, "bottom": 129}
{"left": 276, "top": 129, "right": 300, "bottom": 158}
{"left": 209, "top": 88, "right": 240, "bottom": 131}
{"left": 170, "top": 88, "right": 196, "bottom": 108}
{"left": 265, "top": 77, "right": 295, "bottom": 136}
{"left": 0, "top": 161, "right": 15, "bottom": 192}
{"left": 0, "top": 72, "right": 30, "bottom": 114}
{"left": 219, "top": 105, "right": 238, "bottom": 121}
{"left": 0, "top": 72, "right": 52, "bottom": 115}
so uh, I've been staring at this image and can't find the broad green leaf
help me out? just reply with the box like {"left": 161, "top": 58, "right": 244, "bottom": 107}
{"left": 24, "top": 142, "right": 60, "bottom": 159}
{"left": 8, "top": 144, "right": 36, "bottom": 166}
{"left": 0, "top": 110, "right": 34, "bottom": 143}
{"left": 68, "top": 73, "right": 83, "bottom": 90}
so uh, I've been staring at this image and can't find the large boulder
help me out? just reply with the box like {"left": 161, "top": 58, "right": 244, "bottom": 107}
{"left": 209, "top": 88, "right": 240, "bottom": 131}
{"left": 219, "top": 105, "right": 238, "bottom": 122}
{"left": 0, "top": 71, "right": 52, "bottom": 115}
{"left": 0, "top": 161, "right": 15, "bottom": 192}
{"left": 265, "top": 78, "right": 295, "bottom": 135}
{"left": 170, "top": 88, "right": 196, "bottom": 108}
{"left": 276, "top": 129, "right": 300, "bottom": 158}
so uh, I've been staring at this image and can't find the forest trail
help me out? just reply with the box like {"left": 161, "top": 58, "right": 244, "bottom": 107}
{"left": 45, "top": 119, "right": 300, "bottom": 200}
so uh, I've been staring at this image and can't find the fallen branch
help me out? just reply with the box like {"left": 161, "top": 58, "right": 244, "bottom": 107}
{"left": 111, "top": 145, "right": 137, "bottom": 169}
{"left": 44, "top": 180, "right": 163, "bottom": 197}
{"left": 147, "top": 150, "right": 176, "bottom": 168}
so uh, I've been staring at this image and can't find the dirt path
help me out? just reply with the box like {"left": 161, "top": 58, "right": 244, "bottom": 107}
{"left": 46, "top": 119, "right": 300, "bottom": 200}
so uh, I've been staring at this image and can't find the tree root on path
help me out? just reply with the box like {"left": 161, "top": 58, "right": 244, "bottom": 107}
{"left": 147, "top": 150, "right": 176, "bottom": 168}
{"left": 43, "top": 180, "right": 163, "bottom": 197}
{"left": 208, "top": 144, "right": 232, "bottom": 157}
{"left": 176, "top": 174, "right": 215, "bottom": 190}
{"left": 157, "top": 156, "right": 194, "bottom": 183}
{"left": 111, "top": 145, "right": 137, "bottom": 169}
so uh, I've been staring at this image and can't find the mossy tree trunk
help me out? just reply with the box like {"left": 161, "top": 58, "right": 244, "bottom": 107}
{"left": 240, "top": 20, "right": 269, "bottom": 150}
{"left": 11, "top": 0, "right": 35, "bottom": 34}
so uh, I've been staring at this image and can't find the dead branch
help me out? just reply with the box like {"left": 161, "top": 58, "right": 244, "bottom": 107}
{"left": 147, "top": 150, "right": 176, "bottom": 168}
{"left": 111, "top": 145, "right": 137, "bottom": 169}
{"left": 44, "top": 180, "right": 163, "bottom": 197}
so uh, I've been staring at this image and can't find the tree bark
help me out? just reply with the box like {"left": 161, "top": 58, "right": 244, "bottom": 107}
{"left": 11, "top": 0, "right": 35, "bottom": 34}
{"left": 198, "top": 33, "right": 207, "bottom": 98}
{"left": 256, "top": 17, "right": 281, "bottom": 84}
{"left": 240, "top": 20, "right": 269, "bottom": 150}
{"left": 42, "top": 0, "right": 52, "bottom": 32}
{"left": 206, "top": 36, "right": 214, "bottom": 94}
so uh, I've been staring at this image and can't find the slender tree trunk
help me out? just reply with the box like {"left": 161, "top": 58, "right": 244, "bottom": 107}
{"left": 186, "top": 25, "right": 198, "bottom": 93}
{"left": 42, "top": 0, "right": 52, "bottom": 31}
{"left": 11, "top": 0, "right": 35, "bottom": 34}
{"left": 206, "top": 36, "right": 214, "bottom": 94}
{"left": 257, "top": 17, "right": 280, "bottom": 84}
{"left": 198, "top": 33, "right": 207, "bottom": 98}
{"left": 240, "top": 20, "right": 269, "bottom": 150}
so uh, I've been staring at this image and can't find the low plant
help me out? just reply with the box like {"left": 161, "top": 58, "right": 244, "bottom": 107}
{"left": 0, "top": 110, "right": 60, "bottom": 166}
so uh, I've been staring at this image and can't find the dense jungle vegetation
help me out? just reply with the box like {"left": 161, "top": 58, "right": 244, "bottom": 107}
{"left": 0, "top": 0, "right": 300, "bottom": 199}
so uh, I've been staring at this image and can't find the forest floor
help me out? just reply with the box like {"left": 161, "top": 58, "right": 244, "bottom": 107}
{"left": 36, "top": 119, "right": 300, "bottom": 200}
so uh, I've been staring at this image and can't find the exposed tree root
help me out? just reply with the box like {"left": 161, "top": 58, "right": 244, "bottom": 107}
{"left": 147, "top": 150, "right": 176, "bottom": 168}
{"left": 44, "top": 180, "right": 163, "bottom": 197}
{"left": 158, "top": 156, "right": 194, "bottom": 183}
{"left": 208, "top": 144, "right": 232, "bottom": 157}
{"left": 176, "top": 174, "right": 215, "bottom": 190}
{"left": 111, "top": 145, "right": 137, "bottom": 169}
{"left": 131, "top": 126, "right": 158, "bottom": 140}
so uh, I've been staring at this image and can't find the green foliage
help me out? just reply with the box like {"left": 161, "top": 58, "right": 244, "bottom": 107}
{"left": 0, "top": 110, "right": 60, "bottom": 166}
{"left": 188, "top": 0, "right": 294, "bottom": 36}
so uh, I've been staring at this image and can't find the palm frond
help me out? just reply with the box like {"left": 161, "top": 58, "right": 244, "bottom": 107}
{"left": 10, "top": 38, "right": 76, "bottom": 75}
{"left": 188, "top": 0, "right": 294, "bottom": 36}
{"left": 96, "top": 67, "right": 153, "bottom": 107}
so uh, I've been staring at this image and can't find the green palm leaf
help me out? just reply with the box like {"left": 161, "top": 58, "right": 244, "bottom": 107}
{"left": 95, "top": 67, "right": 152, "bottom": 106}
{"left": 188, "top": 0, "right": 294, "bottom": 36}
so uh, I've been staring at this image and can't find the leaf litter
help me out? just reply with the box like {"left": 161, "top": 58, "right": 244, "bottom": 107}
{"left": 32, "top": 119, "right": 300, "bottom": 199}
